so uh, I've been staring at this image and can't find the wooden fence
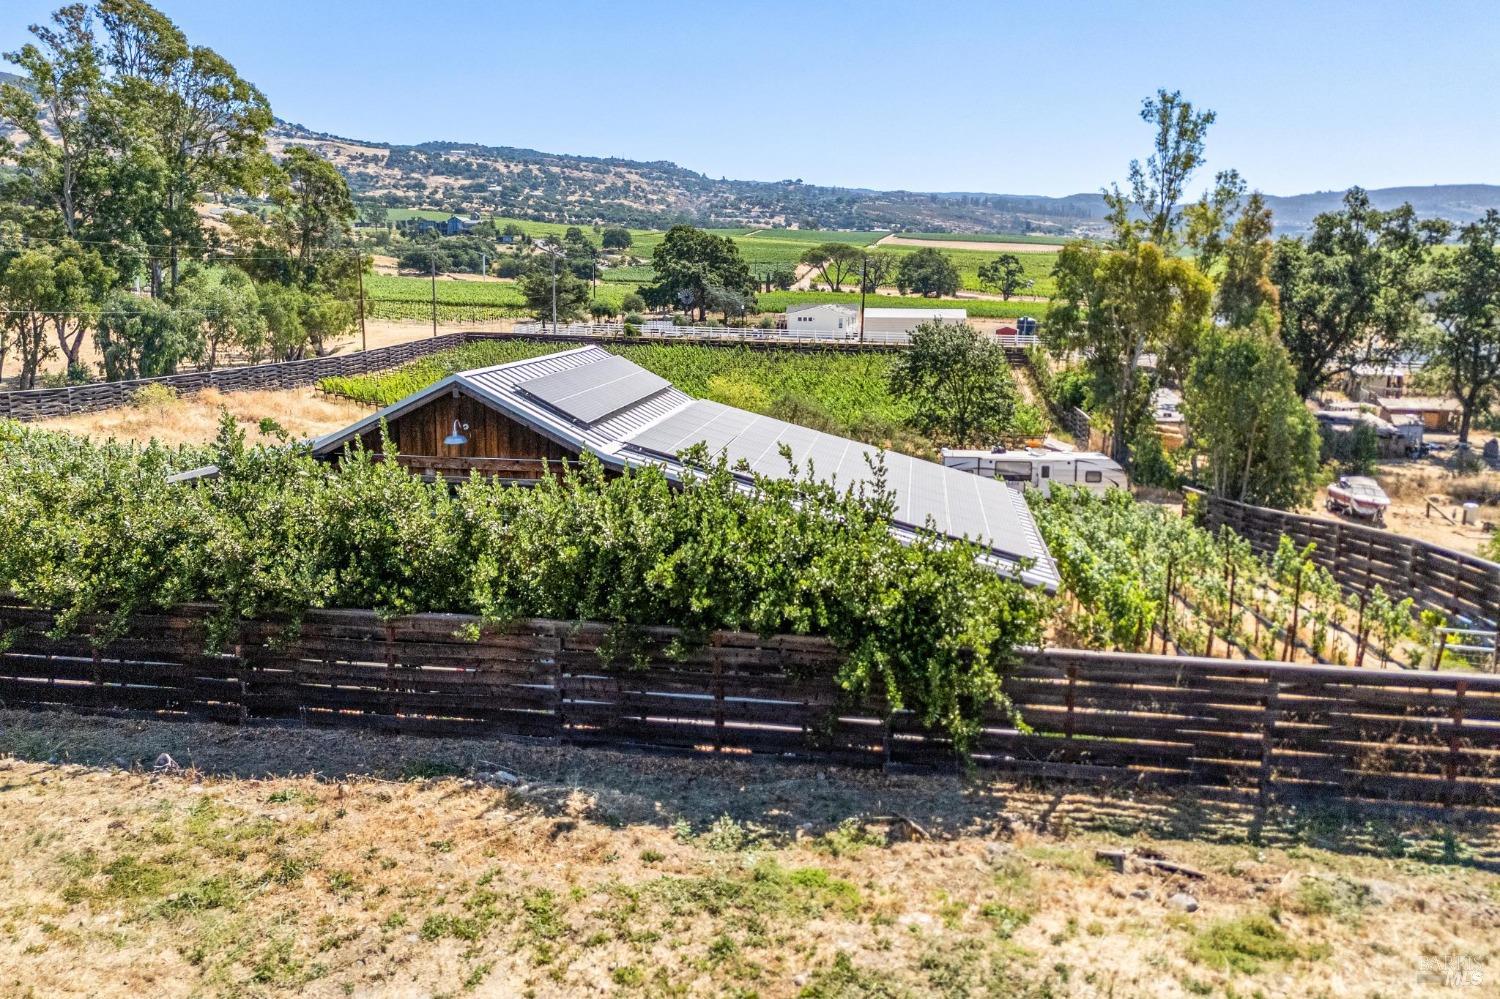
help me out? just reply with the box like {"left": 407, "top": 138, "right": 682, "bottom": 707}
{"left": 0, "top": 334, "right": 477, "bottom": 422}
{"left": 1195, "top": 491, "right": 1500, "bottom": 627}
{"left": 2, "top": 602, "right": 1497, "bottom": 810}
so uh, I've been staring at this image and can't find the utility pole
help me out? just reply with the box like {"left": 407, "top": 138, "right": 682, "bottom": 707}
{"left": 355, "top": 248, "right": 367, "bottom": 352}
{"left": 480, "top": 252, "right": 487, "bottom": 280}
{"left": 551, "top": 250, "right": 559, "bottom": 334}
{"left": 430, "top": 252, "right": 437, "bottom": 338}
{"left": 858, "top": 255, "right": 868, "bottom": 343}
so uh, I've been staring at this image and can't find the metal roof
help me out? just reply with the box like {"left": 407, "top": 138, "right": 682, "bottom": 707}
{"left": 308, "top": 346, "right": 1058, "bottom": 589}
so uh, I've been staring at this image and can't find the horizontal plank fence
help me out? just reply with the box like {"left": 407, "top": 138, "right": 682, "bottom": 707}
{"left": 0, "top": 333, "right": 480, "bottom": 422}
{"left": 1195, "top": 490, "right": 1500, "bottom": 627}
{"left": 2, "top": 603, "right": 1497, "bottom": 810}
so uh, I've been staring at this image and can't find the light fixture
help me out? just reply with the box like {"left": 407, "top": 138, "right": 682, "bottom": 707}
{"left": 443, "top": 420, "right": 469, "bottom": 447}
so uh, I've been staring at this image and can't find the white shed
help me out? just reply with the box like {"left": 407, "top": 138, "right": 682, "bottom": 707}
{"left": 786, "top": 303, "right": 858, "bottom": 335}
{"left": 861, "top": 307, "right": 967, "bottom": 340}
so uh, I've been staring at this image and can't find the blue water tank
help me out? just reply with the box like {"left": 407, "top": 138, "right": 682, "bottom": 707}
{"left": 1017, "top": 316, "right": 1038, "bottom": 336}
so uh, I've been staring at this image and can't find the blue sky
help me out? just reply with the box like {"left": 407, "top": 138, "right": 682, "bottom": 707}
{"left": 3, "top": 0, "right": 1497, "bottom": 197}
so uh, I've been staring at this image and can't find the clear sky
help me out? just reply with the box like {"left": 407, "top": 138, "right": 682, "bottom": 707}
{"left": 3, "top": 0, "right": 1497, "bottom": 198}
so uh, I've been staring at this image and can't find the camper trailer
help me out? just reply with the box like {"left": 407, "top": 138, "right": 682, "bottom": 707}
{"left": 941, "top": 447, "right": 1127, "bottom": 496}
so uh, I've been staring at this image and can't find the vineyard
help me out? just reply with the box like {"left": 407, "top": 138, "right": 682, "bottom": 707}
{"left": 319, "top": 339, "right": 945, "bottom": 452}
{"left": 1032, "top": 489, "right": 1457, "bottom": 671}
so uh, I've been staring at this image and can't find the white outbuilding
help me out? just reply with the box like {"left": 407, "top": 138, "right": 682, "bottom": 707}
{"left": 785, "top": 303, "right": 859, "bottom": 335}
{"left": 860, "top": 307, "right": 967, "bottom": 340}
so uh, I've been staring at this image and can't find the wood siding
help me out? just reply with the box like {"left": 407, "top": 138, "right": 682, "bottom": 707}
{"left": 356, "top": 388, "right": 577, "bottom": 463}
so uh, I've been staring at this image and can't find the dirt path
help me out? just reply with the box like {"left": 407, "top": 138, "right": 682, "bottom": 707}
{"left": 875, "top": 234, "right": 1064, "bottom": 254}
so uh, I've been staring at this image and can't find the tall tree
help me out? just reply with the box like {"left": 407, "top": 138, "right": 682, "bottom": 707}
{"left": 977, "top": 253, "right": 1026, "bottom": 300}
{"left": 1212, "top": 192, "right": 1279, "bottom": 328}
{"left": 1430, "top": 210, "right": 1500, "bottom": 445}
{"left": 0, "top": 242, "right": 112, "bottom": 383}
{"left": 1271, "top": 188, "right": 1447, "bottom": 398}
{"left": 1183, "top": 327, "right": 1321, "bottom": 509}
{"left": 643, "top": 226, "right": 755, "bottom": 321}
{"left": 889, "top": 320, "right": 1021, "bottom": 446}
{"left": 1046, "top": 240, "right": 1213, "bottom": 465}
{"left": 799, "top": 242, "right": 862, "bottom": 291}
{"left": 1103, "top": 89, "right": 1217, "bottom": 247}
{"left": 857, "top": 250, "right": 897, "bottom": 293}
{"left": 97, "top": 0, "right": 273, "bottom": 292}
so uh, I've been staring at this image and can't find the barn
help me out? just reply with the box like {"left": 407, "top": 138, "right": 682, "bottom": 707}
{"left": 307, "top": 346, "right": 1059, "bottom": 589}
{"left": 860, "top": 307, "right": 967, "bottom": 338}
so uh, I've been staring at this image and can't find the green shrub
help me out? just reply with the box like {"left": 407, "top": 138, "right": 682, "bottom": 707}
{"left": 0, "top": 417, "right": 1043, "bottom": 750}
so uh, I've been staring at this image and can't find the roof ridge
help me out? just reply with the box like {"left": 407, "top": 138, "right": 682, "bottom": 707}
{"left": 456, "top": 343, "right": 603, "bottom": 377}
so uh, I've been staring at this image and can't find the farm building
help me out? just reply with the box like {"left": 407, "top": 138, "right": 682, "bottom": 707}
{"left": 307, "top": 346, "right": 1059, "bottom": 589}
{"left": 1375, "top": 395, "right": 1461, "bottom": 433}
{"left": 1344, "top": 363, "right": 1419, "bottom": 402}
{"left": 860, "top": 307, "right": 967, "bottom": 338}
{"left": 414, "top": 215, "right": 481, "bottom": 235}
{"left": 1314, "top": 407, "right": 1419, "bottom": 458}
{"left": 785, "top": 303, "right": 858, "bottom": 334}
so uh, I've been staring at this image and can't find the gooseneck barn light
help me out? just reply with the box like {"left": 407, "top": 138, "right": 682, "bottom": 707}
{"left": 443, "top": 420, "right": 469, "bottom": 447}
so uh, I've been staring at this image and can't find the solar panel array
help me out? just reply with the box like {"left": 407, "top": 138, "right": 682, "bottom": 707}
{"left": 624, "top": 400, "right": 1041, "bottom": 567}
{"left": 515, "top": 354, "right": 669, "bottom": 425}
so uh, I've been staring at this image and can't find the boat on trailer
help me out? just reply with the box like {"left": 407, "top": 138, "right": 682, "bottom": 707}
{"left": 1326, "top": 475, "right": 1390, "bottom": 525}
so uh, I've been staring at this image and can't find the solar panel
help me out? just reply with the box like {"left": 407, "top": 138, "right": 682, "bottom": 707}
{"left": 515, "top": 355, "right": 669, "bottom": 425}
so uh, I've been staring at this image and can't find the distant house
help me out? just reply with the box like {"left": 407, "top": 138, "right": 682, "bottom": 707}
{"left": 300, "top": 346, "right": 1060, "bottom": 590}
{"left": 786, "top": 303, "right": 858, "bottom": 334}
{"left": 1345, "top": 363, "right": 1419, "bottom": 402}
{"left": 412, "top": 215, "right": 481, "bottom": 236}
{"left": 1153, "top": 387, "right": 1183, "bottom": 425}
{"left": 1375, "top": 396, "right": 1461, "bottom": 433}
{"left": 861, "top": 307, "right": 966, "bottom": 338}
{"left": 1316, "top": 406, "right": 1419, "bottom": 457}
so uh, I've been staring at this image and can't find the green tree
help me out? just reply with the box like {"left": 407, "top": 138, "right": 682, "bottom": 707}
{"left": 1272, "top": 188, "right": 1447, "bottom": 398}
{"left": 174, "top": 265, "right": 264, "bottom": 369}
{"left": 620, "top": 291, "right": 646, "bottom": 315}
{"left": 601, "top": 226, "right": 632, "bottom": 250}
{"left": 94, "top": 291, "right": 193, "bottom": 379}
{"left": 275, "top": 147, "right": 355, "bottom": 270}
{"left": 643, "top": 226, "right": 755, "bottom": 321}
{"left": 800, "top": 242, "right": 862, "bottom": 291}
{"left": 1046, "top": 240, "right": 1213, "bottom": 466}
{"left": 1430, "top": 210, "right": 1500, "bottom": 445}
{"left": 1103, "top": 89, "right": 1217, "bottom": 247}
{"left": 889, "top": 320, "right": 1020, "bottom": 446}
{"left": 1212, "top": 192, "right": 1279, "bottom": 328}
{"left": 518, "top": 260, "right": 589, "bottom": 323}
{"left": 896, "top": 247, "right": 960, "bottom": 297}
{"left": 858, "top": 251, "right": 897, "bottom": 293}
{"left": 0, "top": 243, "right": 112, "bottom": 385}
{"left": 977, "top": 253, "right": 1026, "bottom": 300}
{"left": 1184, "top": 327, "right": 1320, "bottom": 508}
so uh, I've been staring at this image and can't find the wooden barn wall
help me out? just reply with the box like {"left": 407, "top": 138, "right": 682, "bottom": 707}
{"left": 357, "top": 389, "right": 577, "bottom": 462}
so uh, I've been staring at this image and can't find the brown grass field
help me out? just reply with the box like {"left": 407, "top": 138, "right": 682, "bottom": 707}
{"left": 1, "top": 710, "right": 1496, "bottom": 998}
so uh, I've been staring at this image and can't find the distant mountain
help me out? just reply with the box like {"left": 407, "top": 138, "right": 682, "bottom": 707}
{"left": 269, "top": 120, "right": 1115, "bottom": 236}
{"left": 5, "top": 93, "right": 1497, "bottom": 235}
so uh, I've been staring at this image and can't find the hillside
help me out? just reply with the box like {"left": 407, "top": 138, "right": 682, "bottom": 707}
{"left": 267, "top": 121, "right": 1500, "bottom": 237}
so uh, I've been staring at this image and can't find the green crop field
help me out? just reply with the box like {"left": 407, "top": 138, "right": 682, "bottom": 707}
{"left": 363, "top": 275, "right": 634, "bottom": 321}
{"left": 897, "top": 231, "right": 1070, "bottom": 246}
{"left": 363, "top": 274, "right": 1045, "bottom": 322}
{"left": 319, "top": 339, "right": 936, "bottom": 452}
{"left": 384, "top": 208, "right": 453, "bottom": 222}
{"left": 764, "top": 291, "right": 1048, "bottom": 321}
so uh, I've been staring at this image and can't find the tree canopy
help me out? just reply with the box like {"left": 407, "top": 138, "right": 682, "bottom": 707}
{"left": 896, "top": 247, "right": 960, "bottom": 298}
{"left": 642, "top": 226, "right": 755, "bottom": 321}
{"left": 1046, "top": 240, "right": 1213, "bottom": 466}
{"left": 888, "top": 320, "right": 1025, "bottom": 446}
{"left": 1271, "top": 188, "right": 1447, "bottom": 399}
{"left": 1429, "top": 210, "right": 1500, "bottom": 444}
{"left": 1183, "top": 327, "right": 1321, "bottom": 508}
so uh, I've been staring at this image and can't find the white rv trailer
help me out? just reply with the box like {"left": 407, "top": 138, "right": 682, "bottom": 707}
{"left": 941, "top": 447, "right": 1127, "bottom": 496}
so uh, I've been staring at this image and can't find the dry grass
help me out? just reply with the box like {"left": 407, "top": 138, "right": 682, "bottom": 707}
{"left": 1, "top": 710, "right": 1496, "bottom": 998}
{"left": 31, "top": 387, "right": 372, "bottom": 448}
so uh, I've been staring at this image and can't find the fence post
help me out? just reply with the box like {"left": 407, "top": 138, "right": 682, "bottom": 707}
{"left": 712, "top": 642, "right": 725, "bottom": 753}
{"left": 1446, "top": 680, "right": 1467, "bottom": 807}
{"left": 1257, "top": 678, "right": 1281, "bottom": 820}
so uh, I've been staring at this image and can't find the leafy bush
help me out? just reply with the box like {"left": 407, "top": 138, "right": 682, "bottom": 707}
{"left": 0, "top": 417, "right": 1043, "bottom": 749}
